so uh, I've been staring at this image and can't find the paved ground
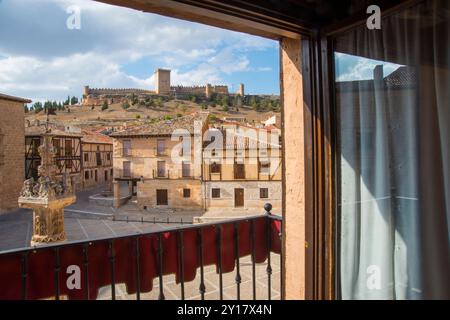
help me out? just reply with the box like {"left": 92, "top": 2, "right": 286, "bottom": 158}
{"left": 94, "top": 254, "right": 281, "bottom": 300}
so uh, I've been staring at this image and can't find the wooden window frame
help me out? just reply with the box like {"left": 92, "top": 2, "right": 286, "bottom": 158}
{"left": 211, "top": 188, "right": 220, "bottom": 199}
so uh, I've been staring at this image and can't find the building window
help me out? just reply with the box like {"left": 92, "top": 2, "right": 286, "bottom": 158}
{"left": 94, "top": 170, "right": 98, "bottom": 182}
{"left": 183, "top": 189, "right": 191, "bottom": 198}
{"left": 123, "top": 161, "right": 131, "bottom": 177}
{"left": 260, "top": 188, "right": 269, "bottom": 199}
{"left": 53, "top": 139, "right": 61, "bottom": 156}
{"left": 104, "top": 170, "right": 108, "bottom": 181}
{"left": 212, "top": 188, "right": 221, "bottom": 198}
{"left": 182, "top": 161, "right": 191, "bottom": 177}
{"left": 84, "top": 153, "right": 89, "bottom": 162}
{"left": 157, "top": 161, "right": 166, "bottom": 177}
{"left": 157, "top": 139, "right": 166, "bottom": 155}
{"left": 107, "top": 153, "right": 111, "bottom": 161}
{"left": 156, "top": 189, "right": 168, "bottom": 205}
{"left": 31, "top": 138, "right": 40, "bottom": 156}
{"left": 65, "top": 160, "right": 72, "bottom": 170}
{"left": 84, "top": 171, "right": 89, "bottom": 180}
{"left": 123, "top": 140, "right": 131, "bottom": 156}
{"left": 234, "top": 163, "right": 245, "bottom": 179}
{"left": 210, "top": 162, "right": 221, "bottom": 174}
{"left": 259, "top": 162, "right": 270, "bottom": 174}
{"left": 65, "top": 139, "right": 72, "bottom": 156}
{"left": 96, "top": 151, "right": 101, "bottom": 166}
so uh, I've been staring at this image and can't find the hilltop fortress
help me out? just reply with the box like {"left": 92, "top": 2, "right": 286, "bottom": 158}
{"left": 83, "top": 68, "right": 244, "bottom": 106}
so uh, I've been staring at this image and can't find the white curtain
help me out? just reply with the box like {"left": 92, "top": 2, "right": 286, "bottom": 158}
{"left": 335, "top": 0, "right": 450, "bottom": 299}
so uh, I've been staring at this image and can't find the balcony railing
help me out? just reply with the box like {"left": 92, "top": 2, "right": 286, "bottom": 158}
{"left": 0, "top": 205, "right": 282, "bottom": 300}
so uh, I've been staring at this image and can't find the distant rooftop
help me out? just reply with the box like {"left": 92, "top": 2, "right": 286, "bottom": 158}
{"left": 25, "top": 125, "right": 82, "bottom": 138}
{"left": 81, "top": 130, "right": 113, "bottom": 144}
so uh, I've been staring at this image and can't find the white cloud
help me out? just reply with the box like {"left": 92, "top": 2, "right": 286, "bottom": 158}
{"left": 0, "top": 0, "right": 276, "bottom": 101}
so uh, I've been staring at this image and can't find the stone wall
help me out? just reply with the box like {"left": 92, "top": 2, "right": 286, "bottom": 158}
{"left": 204, "top": 181, "right": 282, "bottom": 214}
{"left": 137, "top": 179, "right": 203, "bottom": 210}
{"left": 82, "top": 142, "right": 113, "bottom": 189}
{"left": 0, "top": 98, "right": 25, "bottom": 213}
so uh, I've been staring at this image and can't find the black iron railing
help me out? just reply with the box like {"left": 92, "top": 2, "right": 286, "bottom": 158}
{"left": 0, "top": 204, "right": 282, "bottom": 300}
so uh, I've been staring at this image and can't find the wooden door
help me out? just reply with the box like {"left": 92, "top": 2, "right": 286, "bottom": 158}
{"left": 234, "top": 188, "right": 244, "bottom": 207}
{"left": 156, "top": 189, "right": 168, "bottom": 205}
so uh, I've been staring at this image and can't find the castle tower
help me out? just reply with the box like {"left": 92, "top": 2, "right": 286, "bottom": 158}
{"left": 237, "top": 83, "right": 244, "bottom": 96}
{"left": 205, "top": 83, "right": 212, "bottom": 99}
{"left": 83, "top": 85, "right": 90, "bottom": 97}
{"left": 155, "top": 69, "right": 171, "bottom": 95}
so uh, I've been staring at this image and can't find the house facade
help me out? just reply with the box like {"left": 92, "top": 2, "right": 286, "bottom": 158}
{"left": 202, "top": 123, "right": 282, "bottom": 216}
{"left": 81, "top": 130, "right": 113, "bottom": 189}
{"left": 0, "top": 93, "right": 30, "bottom": 213}
{"left": 111, "top": 113, "right": 208, "bottom": 210}
{"left": 111, "top": 114, "right": 282, "bottom": 216}
{"left": 25, "top": 126, "right": 83, "bottom": 191}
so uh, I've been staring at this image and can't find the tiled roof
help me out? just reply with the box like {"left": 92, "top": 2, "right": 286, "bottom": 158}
{"left": 0, "top": 93, "right": 32, "bottom": 103}
{"left": 25, "top": 126, "right": 83, "bottom": 138}
{"left": 110, "top": 113, "right": 209, "bottom": 137}
{"left": 384, "top": 66, "right": 416, "bottom": 88}
{"left": 81, "top": 130, "right": 113, "bottom": 144}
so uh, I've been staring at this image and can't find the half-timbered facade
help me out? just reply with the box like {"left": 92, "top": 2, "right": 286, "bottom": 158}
{"left": 25, "top": 126, "right": 82, "bottom": 191}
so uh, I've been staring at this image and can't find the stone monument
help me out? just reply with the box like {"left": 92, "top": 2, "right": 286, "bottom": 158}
{"left": 18, "top": 133, "right": 76, "bottom": 246}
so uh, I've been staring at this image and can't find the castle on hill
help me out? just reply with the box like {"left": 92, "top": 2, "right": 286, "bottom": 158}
{"left": 82, "top": 68, "right": 244, "bottom": 106}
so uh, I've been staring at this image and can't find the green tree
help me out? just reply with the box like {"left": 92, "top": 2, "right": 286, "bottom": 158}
{"left": 32, "top": 102, "right": 43, "bottom": 113}
{"left": 221, "top": 95, "right": 229, "bottom": 107}
{"left": 102, "top": 101, "right": 109, "bottom": 111}
{"left": 122, "top": 101, "right": 130, "bottom": 110}
{"left": 24, "top": 105, "right": 29, "bottom": 113}
{"left": 70, "top": 96, "right": 78, "bottom": 105}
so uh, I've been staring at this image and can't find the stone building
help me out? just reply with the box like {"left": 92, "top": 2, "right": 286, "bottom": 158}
{"left": 110, "top": 113, "right": 282, "bottom": 217}
{"left": 81, "top": 130, "right": 113, "bottom": 189}
{"left": 82, "top": 68, "right": 238, "bottom": 105}
{"left": 0, "top": 93, "right": 31, "bottom": 213}
{"left": 110, "top": 113, "right": 209, "bottom": 210}
{"left": 202, "top": 122, "right": 282, "bottom": 217}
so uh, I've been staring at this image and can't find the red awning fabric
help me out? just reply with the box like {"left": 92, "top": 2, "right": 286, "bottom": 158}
{"left": 0, "top": 217, "right": 281, "bottom": 300}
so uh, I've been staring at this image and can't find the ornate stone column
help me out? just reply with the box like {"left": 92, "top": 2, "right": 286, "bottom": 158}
{"left": 18, "top": 133, "right": 76, "bottom": 246}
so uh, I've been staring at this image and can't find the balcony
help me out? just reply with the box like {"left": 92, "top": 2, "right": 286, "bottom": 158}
{"left": 152, "top": 169, "right": 170, "bottom": 179}
{"left": 0, "top": 209, "right": 282, "bottom": 300}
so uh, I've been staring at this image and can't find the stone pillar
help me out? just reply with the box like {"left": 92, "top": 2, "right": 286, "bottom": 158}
{"left": 280, "top": 37, "right": 306, "bottom": 299}
{"left": 113, "top": 180, "right": 120, "bottom": 208}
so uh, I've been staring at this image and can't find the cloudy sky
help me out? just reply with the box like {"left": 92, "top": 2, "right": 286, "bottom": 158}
{"left": 0, "top": 0, "right": 280, "bottom": 103}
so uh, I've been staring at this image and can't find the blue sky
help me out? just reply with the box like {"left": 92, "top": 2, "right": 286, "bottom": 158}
{"left": 0, "top": 0, "right": 279, "bottom": 103}
{"left": 335, "top": 52, "right": 402, "bottom": 82}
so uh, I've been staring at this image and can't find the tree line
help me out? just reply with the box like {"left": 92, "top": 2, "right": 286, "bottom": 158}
{"left": 25, "top": 96, "right": 80, "bottom": 114}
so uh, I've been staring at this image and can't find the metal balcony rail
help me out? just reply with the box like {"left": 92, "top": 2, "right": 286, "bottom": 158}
{"left": 0, "top": 204, "right": 282, "bottom": 300}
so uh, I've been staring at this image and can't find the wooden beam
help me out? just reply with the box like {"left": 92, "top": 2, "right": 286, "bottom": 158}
{"left": 95, "top": 0, "right": 304, "bottom": 39}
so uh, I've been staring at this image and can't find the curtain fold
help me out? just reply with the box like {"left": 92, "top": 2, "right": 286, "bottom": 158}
{"left": 335, "top": 0, "right": 450, "bottom": 300}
